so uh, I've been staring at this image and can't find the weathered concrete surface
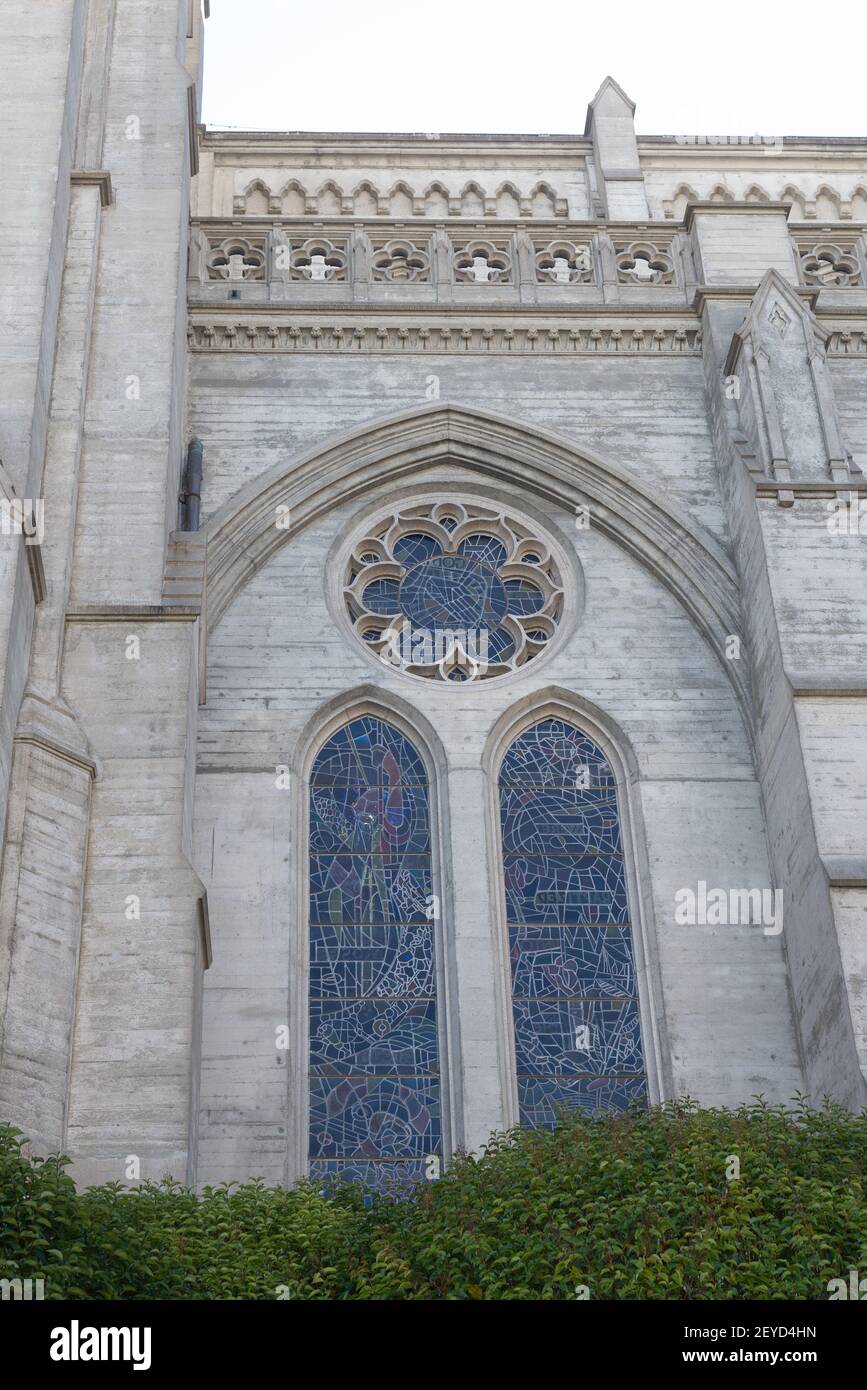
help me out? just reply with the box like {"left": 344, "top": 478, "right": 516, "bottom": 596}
{"left": 1, "top": 25, "right": 865, "bottom": 1186}
{"left": 1, "top": 0, "right": 207, "bottom": 1180}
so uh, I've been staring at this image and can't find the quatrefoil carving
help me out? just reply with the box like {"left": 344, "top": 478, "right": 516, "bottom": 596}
{"left": 454, "top": 240, "right": 512, "bottom": 283}
{"left": 615, "top": 241, "right": 675, "bottom": 286}
{"left": 206, "top": 238, "right": 266, "bottom": 281}
{"left": 535, "top": 240, "right": 594, "bottom": 285}
{"left": 289, "top": 238, "right": 348, "bottom": 281}
{"left": 371, "top": 239, "right": 431, "bottom": 283}
{"left": 799, "top": 243, "right": 861, "bottom": 288}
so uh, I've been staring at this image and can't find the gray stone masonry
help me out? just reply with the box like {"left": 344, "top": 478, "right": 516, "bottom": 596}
{"left": 0, "top": 9, "right": 865, "bottom": 1185}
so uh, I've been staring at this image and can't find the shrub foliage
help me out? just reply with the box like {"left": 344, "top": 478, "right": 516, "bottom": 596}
{"left": 1, "top": 1099, "right": 865, "bottom": 1300}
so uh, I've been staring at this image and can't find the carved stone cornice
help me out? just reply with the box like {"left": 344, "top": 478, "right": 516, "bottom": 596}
{"left": 824, "top": 328, "right": 867, "bottom": 354}
{"left": 200, "top": 132, "right": 593, "bottom": 164}
{"left": 186, "top": 311, "right": 702, "bottom": 355}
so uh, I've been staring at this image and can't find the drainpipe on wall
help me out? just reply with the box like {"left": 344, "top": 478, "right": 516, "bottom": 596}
{"left": 180, "top": 437, "right": 203, "bottom": 531}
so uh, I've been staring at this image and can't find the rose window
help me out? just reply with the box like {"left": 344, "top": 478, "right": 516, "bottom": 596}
{"left": 343, "top": 503, "right": 564, "bottom": 682}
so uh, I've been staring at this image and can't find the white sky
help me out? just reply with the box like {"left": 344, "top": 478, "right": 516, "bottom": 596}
{"left": 201, "top": 0, "right": 867, "bottom": 138}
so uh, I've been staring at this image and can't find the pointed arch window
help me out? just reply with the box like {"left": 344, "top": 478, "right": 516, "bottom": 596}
{"left": 307, "top": 717, "right": 441, "bottom": 1192}
{"left": 498, "top": 719, "right": 647, "bottom": 1126}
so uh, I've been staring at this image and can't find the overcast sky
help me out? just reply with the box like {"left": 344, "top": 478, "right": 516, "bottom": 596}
{"left": 201, "top": 0, "right": 866, "bottom": 137}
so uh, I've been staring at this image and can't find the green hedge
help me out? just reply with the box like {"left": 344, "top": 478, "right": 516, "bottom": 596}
{"left": 2, "top": 1099, "right": 865, "bottom": 1299}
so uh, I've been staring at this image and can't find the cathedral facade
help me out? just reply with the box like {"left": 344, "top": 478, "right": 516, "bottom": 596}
{"left": 1, "top": 1, "right": 866, "bottom": 1191}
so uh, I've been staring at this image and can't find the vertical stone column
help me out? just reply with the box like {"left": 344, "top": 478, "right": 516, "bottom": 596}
{"left": 0, "top": 735, "right": 94, "bottom": 1157}
{"left": 69, "top": 0, "right": 196, "bottom": 606}
{"left": 447, "top": 764, "right": 509, "bottom": 1152}
{"left": 695, "top": 205, "right": 867, "bottom": 1106}
{"left": 349, "top": 227, "right": 372, "bottom": 303}
{"left": 62, "top": 614, "right": 205, "bottom": 1186}
{"left": 433, "top": 227, "right": 454, "bottom": 306}
{"left": 56, "top": 0, "right": 210, "bottom": 1184}
{"left": 0, "top": 182, "right": 103, "bottom": 1155}
{"left": 0, "top": 0, "right": 87, "bottom": 897}
{"left": 596, "top": 231, "right": 621, "bottom": 305}
{"left": 514, "top": 229, "right": 537, "bottom": 305}
{"left": 0, "top": 0, "right": 101, "bottom": 1156}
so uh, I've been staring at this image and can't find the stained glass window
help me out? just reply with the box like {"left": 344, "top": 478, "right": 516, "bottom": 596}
{"left": 498, "top": 719, "right": 647, "bottom": 1127}
{"left": 344, "top": 502, "right": 563, "bottom": 682}
{"left": 308, "top": 716, "right": 441, "bottom": 1195}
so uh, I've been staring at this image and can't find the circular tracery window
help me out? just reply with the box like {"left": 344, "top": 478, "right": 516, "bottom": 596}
{"left": 343, "top": 502, "right": 565, "bottom": 682}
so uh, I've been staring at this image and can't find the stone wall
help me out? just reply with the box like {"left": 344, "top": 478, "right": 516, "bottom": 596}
{"left": 1, "top": 20, "right": 865, "bottom": 1188}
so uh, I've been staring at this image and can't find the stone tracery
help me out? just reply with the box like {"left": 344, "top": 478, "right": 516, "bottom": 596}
{"left": 206, "top": 237, "right": 266, "bottom": 280}
{"left": 615, "top": 240, "right": 675, "bottom": 285}
{"left": 534, "top": 239, "right": 594, "bottom": 284}
{"left": 343, "top": 501, "right": 564, "bottom": 682}
{"left": 370, "top": 238, "right": 431, "bottom": 282}
{"left": 453, "top": 239, "right": 512, "bottom": 283}
{"left": 798, "top": 242, "right": 862, "bottom": 287}
{"left": 288, "top": 237, "right": 348, "bottom": 281}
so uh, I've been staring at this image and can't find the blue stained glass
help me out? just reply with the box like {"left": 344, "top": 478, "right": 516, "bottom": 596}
{"left": 392, "top": 532, "right": 443, "bottom": 566}
{"left": 513, "top": 999, "right": 645, "bottom": 1075}
{"left": 309, "top": 854, "right": 432, "bottom": 924}
{"left": 500, "top": 719, "right": 612, "bottom": 787}
{"left": 487, "top": 626, "right": 515, "bottom": 662}
{"left": 309, "top": 1076, "right": 440, "bottom": 1158}
{"left": 458, "top": 533, "right": 509, "bottom": 568}
{"left": 499, "top": 720, "right": 647, "bottom": 1126}
{"left": 310, "top": 717, "right": 428, "bottom": 786}
{"left": 310, "top": 999, "right": 439, "bottom": 1075}
{"left": 309, "top": 719, "right": 441, "bottom": 1188}
{"left": 500, "top": 785, "right": 623, "bottom": 855}
{"left": 503, "top": 577, "right": 545, "bottom": 615}
{"left": 309, "top": 1158, "right": 432, "bottom": 1196}
{"left": 310, "top": 785, "right": 430, "bottom": 854}
{"left": 361, "top": 578, "right": 400, "bottom": 615}
{"left": 348, "top": 515, "right": 564, "bottom": 681}
{"left": 309, "top": 924, "right": 434, "bottom": 998}
{"left": 399, "top": 553, "right": 507, "bottom": 629}
{"left": 509, "top": 925, "right": 636, "bottom": 998}
{"left": 502, "top": 853, "right": 629, "bottom": 925}
{"left": 518, "top": 1075, "right": 647, "bottom": 1128}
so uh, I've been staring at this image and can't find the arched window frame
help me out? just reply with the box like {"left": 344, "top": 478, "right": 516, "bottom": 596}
{"left": 291, "top": 692, "right": 459, "bottom": 1184}
{"left": 482, "top": 693, "right": 668, "bottom": 1129}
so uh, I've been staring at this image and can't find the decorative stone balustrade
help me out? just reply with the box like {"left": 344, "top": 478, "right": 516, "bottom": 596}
{"left": 188, "top": 223, "right": 696, "bottom": 304}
